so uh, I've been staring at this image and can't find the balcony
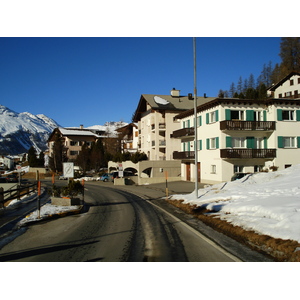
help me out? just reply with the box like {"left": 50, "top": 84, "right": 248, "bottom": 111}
{"left": 220, "top": 148, "right": 276, "bottom": 159}
{"left": 173, "top": 151, "right": 195, "bottom": 160}
{"left": 171, "top": 127, "right": 195, "bottom": 138}
{"left": 220, "top": 120, "right": 276, "bottom": 131}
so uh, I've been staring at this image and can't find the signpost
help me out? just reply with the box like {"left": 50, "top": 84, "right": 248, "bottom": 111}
{"left": 63, "top": 162, "right": 74, "bottom": 179}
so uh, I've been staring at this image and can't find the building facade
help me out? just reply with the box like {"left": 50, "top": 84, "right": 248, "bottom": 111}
{"left": 133, "top": 89, "right": 216, "bottom": 161}
{"left": 173, "top": 97, "right": 300, "bottom": 184}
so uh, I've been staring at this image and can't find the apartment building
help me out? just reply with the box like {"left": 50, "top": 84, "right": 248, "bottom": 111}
{"left": 115, "top": 123, "right": 139, "bottom": 153}
{"left": 268, "top": 71, "right": 300, "bottom": 99}
{"left": 133, "top": 89, "right": 215, "bottom": 160}
{"left": 173, "top": 97, "right": 300, "bottom": 184}
{"left": 48, "top": 127, "right": 100, "bottom": 161}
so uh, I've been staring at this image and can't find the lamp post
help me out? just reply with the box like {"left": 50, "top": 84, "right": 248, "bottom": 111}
{"left": 193, "top": 37, "right": 198, "bottom": 198}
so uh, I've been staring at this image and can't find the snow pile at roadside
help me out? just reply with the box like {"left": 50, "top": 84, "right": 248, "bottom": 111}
{"left": 18, "top": 203, "right": 81, "bottom": 226}
{"left": 171, "top": 165, "right": 300, "bottom": 243}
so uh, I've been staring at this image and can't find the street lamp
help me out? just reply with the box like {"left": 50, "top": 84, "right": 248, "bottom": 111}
{"left": 193, "top": 37, "right": 198, "bottom": 198}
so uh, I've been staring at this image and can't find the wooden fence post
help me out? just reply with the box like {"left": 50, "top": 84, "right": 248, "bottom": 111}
{"left": 0, "top": 187, "right": 4, "bottom": 208}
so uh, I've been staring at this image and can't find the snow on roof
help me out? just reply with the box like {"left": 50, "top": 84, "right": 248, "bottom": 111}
{"left": 59, "top": 128, "right": 99, "bottom": 137}
{"left": 154, "top": 96, "right": 170, "bottom": 105}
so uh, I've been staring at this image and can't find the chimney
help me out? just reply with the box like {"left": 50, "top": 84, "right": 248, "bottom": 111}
{"left": 171, "top": 88, "right": 180, "bottom": 97}
{"left": 80, "top": 124, "right": 84, "bottom": 129}
{"left": 204, "top": 93, "right": 207, "bottom": 98}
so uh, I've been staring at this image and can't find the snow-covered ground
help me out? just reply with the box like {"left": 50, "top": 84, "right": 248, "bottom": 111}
{"left": 171, "top": 164, "right": 300, "bottom": 243}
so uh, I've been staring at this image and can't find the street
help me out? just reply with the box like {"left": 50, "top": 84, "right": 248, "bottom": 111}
{"left": 0, "top": 180, "right": 270, "bottom": 262}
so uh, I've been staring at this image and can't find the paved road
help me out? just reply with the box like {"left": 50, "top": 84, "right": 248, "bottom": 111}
{"left": 0, "top": 180, "right": 241, "bottom": 262}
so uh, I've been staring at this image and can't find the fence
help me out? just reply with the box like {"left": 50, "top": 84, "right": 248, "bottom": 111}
{"left": 0, "top": 182, "right": 37, "bottom": 208}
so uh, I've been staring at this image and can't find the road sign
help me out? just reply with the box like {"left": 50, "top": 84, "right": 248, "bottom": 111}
{"left": 16, "top": 165, "right": 22, "bottom": 173}
{"left": 63, "top": 162, "right": 74, "bottom": 178}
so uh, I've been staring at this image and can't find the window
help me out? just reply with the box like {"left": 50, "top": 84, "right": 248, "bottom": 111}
{"left": 290, "top": 79, "right": 294, "bottom": 86}
{"left": 234, "top": 165, "right": 244, "bottom": 173}
{"left": 285, "top": 92, "right": 292, "bottom": 97}
{"left": 231, "top": 110, "right": 244, "bottom": 120}
{"left": 232, "top": 137, "right": 246, "bottom": 148}
{"left": 283, "top": 137, "right": 296, "bottom": 148}
{"left": 207, "top": 137, "right": 219, "bottom": 149}
{"left": 211, "top": 165, "right": 216, "bottom": 174}
{"left": 206, "top": 110, "right": 219, "bottom": 124}
{"left": 70, "top": 151, "right": 79, "bottom": 156}
{"left": 282, "top": 110, "right": 295, "bottom": 121}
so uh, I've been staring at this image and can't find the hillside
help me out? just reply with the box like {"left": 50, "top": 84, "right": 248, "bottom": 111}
{"left": 0, "top": 105, "right": 59, "bottom": 155}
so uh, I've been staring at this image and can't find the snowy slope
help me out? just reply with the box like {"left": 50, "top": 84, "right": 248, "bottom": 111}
{"left": 171, "top": 165, "right": 300, "bottom": 243}
{"left": 0, "top": 105, "right": 59, "bottom": 155}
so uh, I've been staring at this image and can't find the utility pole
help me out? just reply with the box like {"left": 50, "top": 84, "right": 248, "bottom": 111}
{"left": 193, "top": 37, "right": 198, "bottom": 198}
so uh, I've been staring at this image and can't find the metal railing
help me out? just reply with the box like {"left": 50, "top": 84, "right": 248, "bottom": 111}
{"left": 220, "top": 120, "right": 276, "bottom": 131}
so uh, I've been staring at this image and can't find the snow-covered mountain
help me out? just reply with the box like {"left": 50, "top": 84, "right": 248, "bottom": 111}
{"left": 0, "top": 105, "right": 59, "bottom": 155}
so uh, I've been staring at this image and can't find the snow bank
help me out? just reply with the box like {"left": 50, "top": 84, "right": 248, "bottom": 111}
{"left": 171, "top": 165, "right": 300, "bottom": 242}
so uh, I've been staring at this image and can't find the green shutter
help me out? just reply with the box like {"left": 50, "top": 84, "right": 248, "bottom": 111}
{"left": 225, "top": 109, "right": 231, "bottom": 121}
{"left": 263, "top": 110, "right": 267, "bottom": 121}
{"left": 198, "top": 116, "right": 202, "bottom": 126}
{"left": 296, "top": 110, "right": 300, "bottom": 121}
{"left": 247, "top": 137, "right": 255, "bottom": 149}
{"left": 215, "top": 110, "right": 219, "bottom": 122}
{"left": 216, "top": 137, "right": 219, "bottom": 149}
{"left": 183, "top": 121, "right": 185, "bottom": 129}
{"left": 297, "top": 137, "right": 300, "bottom": 148}
{"left": 264, "top": 137, "right": 268, "bottom": 149}
{"left": 277, "top": 109, "right": 283, "bottom": 121}
{"left": 246, "top": 110, "right": 254, "bottom": 121}
{"left": 278, "top": 136, "right": 284, "bottom": 148}
{"left": 199, "top": 140, "right": 202, "bottom": 150}
{"left": 187, "top": 142, "right": 191, "bottom": 151}
{"left": 206, "top": 138, "right": 210, "bottom": 149}
{"left": 206, "top": 113, "right": 209, "bottom": 124}
{"left": 226, "top": 136, "right": 232, "bottom": 148}
{"left": 183, "top": 142, "right": 186, "bottom": 151}
{"left": 187, "top": 120, "right": 190, "bottom": 128}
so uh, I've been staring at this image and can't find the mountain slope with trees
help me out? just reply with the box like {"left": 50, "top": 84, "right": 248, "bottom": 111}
{"left": 219, "top": 37, "right": 300, "bottom": 99}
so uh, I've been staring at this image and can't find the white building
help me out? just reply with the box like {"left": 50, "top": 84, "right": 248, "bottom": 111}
{"left": 132, "top": 89, "right": 216, "bottom": 161}
{"left": 173, "top": 97, "right": 300, "bottom": 184}
{"left": 268, "top": 71, "right": 300, "bottom": 99}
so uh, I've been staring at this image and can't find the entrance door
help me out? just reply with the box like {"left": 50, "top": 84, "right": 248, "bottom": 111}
{"left": 186, "top": 163, "right": 191, "bottom": 181}
{"left": 197, "top": 162, "right": 201, "bottom": 182}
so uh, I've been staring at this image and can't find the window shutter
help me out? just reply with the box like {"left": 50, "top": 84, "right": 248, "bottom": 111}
{"left": 296, "top": 110, "right": 300, "bottom": 121}
{"left": 198, "top": 140, "right": 202, "bottom": 150}
{"left": 216, "top": 137, "right": 219, "bottom": 149}
{"left": 226, "top": 136, "right": 232, "bottom": 148}
{"left": 297, "top": 137, "right": 300, "bottom": 148}
{"left": 247, "top": 136, "right": 255, "bottom": 149}
{"left": 263, "top": 110, "right": 267, "bottom": 121}
{"left": 183, "top": 142, "right": 186, "bottom": 151}
{"left": 246, "top": 110, "right": 254, "bottom": 121}
{"left": 183, "top": 121, "right": 185, "bottom": 129}
{"left": 187, "top": 141, "right": 191, "bottom": 151}
{"left": 277, "top": 109, "right": 283, "bottom": 121}
{"left": 206, "top": 113, "right": 209, "bottom": 124}
{"left": 278, "top": 136, "right": 284, "bottom": 148}
{"left": 264, "top": 137, "right": 268, "bottom": 149}
{"left": 215, "top": 110, "right": 219, "bottom": 122}
{"left": 225, "top": 109, "right": 231, "bottom": 121}
{"left": 198, "top": 116, "right": 202, "bottom": 126}
{"left": 206, "top": 138, "right": 210, "bottom": 149}
{"left": 187, "top": 120, "right": 190, "bottom": 128}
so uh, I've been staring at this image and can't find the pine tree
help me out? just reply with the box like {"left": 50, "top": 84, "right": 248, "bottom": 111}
{"left": 229, "top": 82, "right": 236, "bottom": 97}
{"left": 28, "top": 146, "right": 38, "bottom": 167}
{"left": 279, "top": 37, "right": 300, "bottom": 75}
{"left": 237, "top": 76, "right": 243, "bottom": 94}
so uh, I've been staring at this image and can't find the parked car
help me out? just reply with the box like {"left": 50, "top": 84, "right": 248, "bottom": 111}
{"left": 5, "top": 174, "right": 18, "bottom": 183}
{"left": 98, "top": 173, "right": 112, "bottom": 182}
{"left": 231, "top": 173, "right": 250, "bottom": 181}
{"left": 59, "top": 175, "right": 68, "bottom": 180}
{"left": 0, "top": 177, "right": 7, "bottom": 183}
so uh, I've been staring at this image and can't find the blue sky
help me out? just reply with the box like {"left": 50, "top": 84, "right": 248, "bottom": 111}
{"left": 0, "top": 37, "right": 282, "bottom": 127}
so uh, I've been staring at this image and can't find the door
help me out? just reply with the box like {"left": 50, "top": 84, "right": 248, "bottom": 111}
{"left": 197, "top": 162, "right": 201, "bottom": 182}
{"left": 186, "top": 163, "right": 191, "bottom": 181}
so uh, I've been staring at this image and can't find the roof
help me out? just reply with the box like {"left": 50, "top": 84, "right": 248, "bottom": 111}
{"left": 59, "top": 128, "right": 100, "bottom": 137}
{"left": 268, "top": 71, "right": 300, "bottom": 91}
{"left": 175, "top": 97, "right": 300, "bottom": 120}
{"left": 133, "top": 94, "right": 217, "bottom": 121}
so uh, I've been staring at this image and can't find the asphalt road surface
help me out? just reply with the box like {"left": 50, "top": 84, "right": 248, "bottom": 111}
{"left": 0, "top": 181, "right": 242, "bottom": 262}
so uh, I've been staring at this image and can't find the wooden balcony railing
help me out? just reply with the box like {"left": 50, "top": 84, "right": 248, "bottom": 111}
{"left": 173, "top": 151, "right": 195, "bottom": 159}
{"left": 220, "top": 120, "right": 276, "bottom": 131}
{"left": 220, "top": 148, "right": 276, "bottom": 159}
{"left": 171, "top": 127, "right": 195, "bottom": 138}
